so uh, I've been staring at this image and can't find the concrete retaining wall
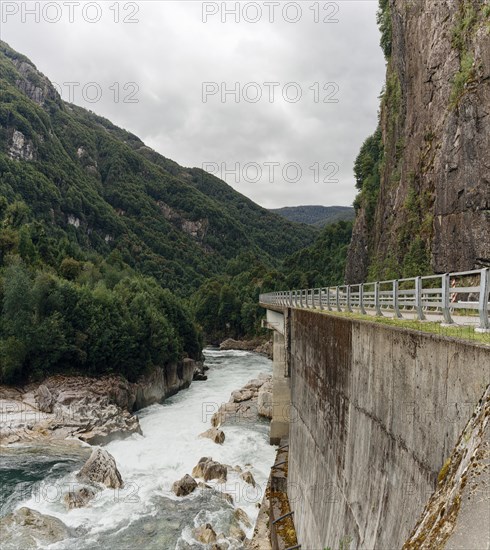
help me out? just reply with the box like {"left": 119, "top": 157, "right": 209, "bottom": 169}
{"left": 286, "top": 310, "right": 490, "bottom": 549}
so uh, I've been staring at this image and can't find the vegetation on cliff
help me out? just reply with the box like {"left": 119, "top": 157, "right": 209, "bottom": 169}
{"left": 0, "top": 234, "right": 201, "bottom": 384}
{"left": 346, "top": 0, "right": 490, "bottom": 282}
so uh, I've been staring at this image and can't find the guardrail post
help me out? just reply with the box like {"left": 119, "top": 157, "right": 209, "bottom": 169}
{"left": 477, "top": 268, "right": 490, "bottom": 332}
{"left": 336, "top": 286, "right": 341, "bottom": 311}
{"left": 346, "top": 285, "right": 352, "bottom": 313}
{"left": 374, "top": 282, "right": 382, "bottom": 316}
{"left": 441, "top": 273, "right": 454, "bottom": 325}
{"left": 415, "top": 276, "right": 426, "bottom": 321}
{"left": 326, "top": 287, "right": 331, "bottom": 311}
{"left": 319, "top": 288, "right": 324, "bottom": 310}
{"left": 393, "top": 280, "right": 403, "bottom": 319}
{"left": 359, "top": 284, "right": 366, "bottom": 314}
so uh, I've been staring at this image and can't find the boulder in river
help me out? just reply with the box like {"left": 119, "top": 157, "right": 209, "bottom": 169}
{"left": 229, "top": 524, "right": 246, "bottom": 541}
{"left": 76, "top": 447, "right": 124, "bottom": 489}
{"left": 241, "top": 470, "right": 257, "bottom": 488}
{"left": 64, "top": 486, "right": 97, "bottom": 509}
{"left": 194, "top": 523, "right": 217, "bottom": 544}
{"left": 0, "top": 507, "right": 70, "bottom": 548}
{"left": 192, "top": 456, "right": 228, "bottom": 482}
{"left": 233, "top": 507, "right": 252, "bottom": 528}
{"left": 172, "top": 474, "right": 198, "bottom": 497}
{"left": 231, "top": 389, "right": 254, "bottom": 403}
{"left": 199, "top": 427, "right": 225, "bottom": 444}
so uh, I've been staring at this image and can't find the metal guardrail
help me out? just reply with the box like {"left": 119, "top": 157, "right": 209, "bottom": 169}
{"left": 259, "top": 269, "right": 490, "bottom": 332}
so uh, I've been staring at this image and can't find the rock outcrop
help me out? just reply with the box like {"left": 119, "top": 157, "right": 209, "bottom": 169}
{"left": 192, "top": 457, "right": 228, "bottom": 482}
{"left": 211, "top": 374, "right": 272, "bottom": 427}
{"left": 229, "top": 524, "right": 246, "bottom": 541}
{"left": 172, "top": 474, "right": 198, "bottom": 497}
{"left": 233, "top": 507, "right": 252, "bottom": 529}
{"left": 240, "top": 471, "right": 257, "bottom": 488}
{"left": 0, "top": 359, "right": 201, "bottom": 446}
{"left": 199, "top": 427, "right": 225, "bottom": 444}
{"left": 64, "top": 487, "right": 97, "bottom": 509}
{"left": 34, "top": 385, "right": 54, "bottom": 413}
{"left": 0, "top": 507, "right": 70, "bottom": 549}
{"left": 257, "top": 378, "right": 273, "bottom": 419}
{"left": 194, "top": 523, "right": 217, "bottom": 544}
{"left": 9, "top": 129, "right": 34, "bottom": 161}
{"left": 76, "top": 448, "right": 124, "bottom": 489}
{"left": 346, "top": 0, "right": 490, "bottom": 282}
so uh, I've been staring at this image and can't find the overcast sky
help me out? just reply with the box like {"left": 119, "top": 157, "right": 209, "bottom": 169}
{"left": 1, "top": 0, "right": 386, "bottom": 208}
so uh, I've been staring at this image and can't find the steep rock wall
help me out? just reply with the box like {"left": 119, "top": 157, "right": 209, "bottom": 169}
{"left": 346, "top": 0, "right": 490, "bottom": 283}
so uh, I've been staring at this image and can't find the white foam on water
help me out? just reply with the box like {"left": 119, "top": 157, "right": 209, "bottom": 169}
{"left": 17, "top": 348, "right": 275, "bottom": 548}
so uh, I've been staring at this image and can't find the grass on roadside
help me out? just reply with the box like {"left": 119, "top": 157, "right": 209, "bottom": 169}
{"left": 314, "top": 309, "right": 490, "bottom": 346}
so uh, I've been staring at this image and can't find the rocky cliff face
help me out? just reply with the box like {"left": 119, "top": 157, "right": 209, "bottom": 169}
{"left": 403, "top": 385, "right": 490, "bottom": 549}
{"left": 346, "top": 0, "right": 490, "bottom": 283}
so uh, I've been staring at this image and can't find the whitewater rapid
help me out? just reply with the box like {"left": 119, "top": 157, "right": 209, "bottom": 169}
{"left": 4, "top": 349, "right": 275, "bottom": 549}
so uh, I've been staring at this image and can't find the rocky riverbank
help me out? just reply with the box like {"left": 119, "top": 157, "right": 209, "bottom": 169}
{"left": 220, "top": 338, "right": 273, "bottom": 359}
{"left": 0, "top": 358, "right": 203, "bottom": 446}
{"left": 211, "top": 373, "right": 273, "bottom": 427}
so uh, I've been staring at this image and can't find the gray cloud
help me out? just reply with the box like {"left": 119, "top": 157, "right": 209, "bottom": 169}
{"left": 1, "top": 0, "right": 386, "bottom": 208}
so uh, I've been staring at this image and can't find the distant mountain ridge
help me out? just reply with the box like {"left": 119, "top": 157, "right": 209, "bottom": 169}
{"left": 270, "top": 205, "right": 355, "bottom": 228}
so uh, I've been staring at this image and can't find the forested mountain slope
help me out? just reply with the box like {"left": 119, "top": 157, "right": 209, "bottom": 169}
{"left": 0, "top": 41, "right": 319, "bottom": 383}
{"left": 0, "top": 41, "right": 316, "bottom": 296}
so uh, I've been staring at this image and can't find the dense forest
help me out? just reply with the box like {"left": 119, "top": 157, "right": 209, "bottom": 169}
{"left": 191, "top": 221, "right": 353, "bottom": 343}
{"left": 271, "top": 205, "right": 354, "bottom": 228}
{"left": 0, "top": 41, "right": 356, "bottom": 384}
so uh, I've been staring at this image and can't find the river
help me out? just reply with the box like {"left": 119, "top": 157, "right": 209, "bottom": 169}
{"left": 0, "top": 349, "right": 275, "bottom": 549}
